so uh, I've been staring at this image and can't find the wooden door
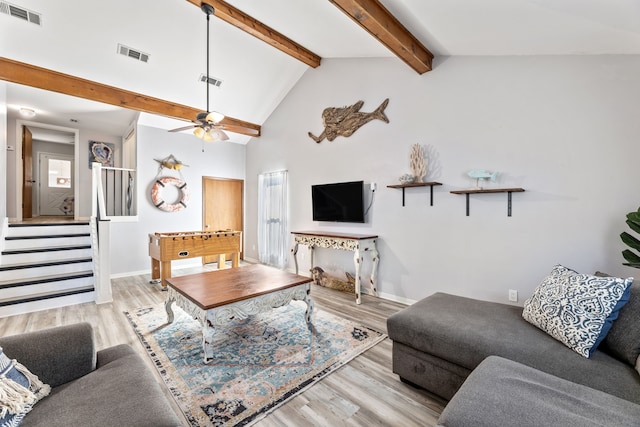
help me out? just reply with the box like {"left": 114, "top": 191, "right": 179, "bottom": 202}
{"left": 203, "top": 177, "right": 244, "bottom": 264}
{"left": 22, "top": 126, "right": 33, "bottom": 219}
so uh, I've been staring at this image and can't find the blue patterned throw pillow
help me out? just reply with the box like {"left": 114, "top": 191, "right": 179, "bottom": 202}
{"left": 0, "top": 346, "right": 50, "bottom": 426}
{"left": 522, "top": 265, "right": 633, "bottom": 358}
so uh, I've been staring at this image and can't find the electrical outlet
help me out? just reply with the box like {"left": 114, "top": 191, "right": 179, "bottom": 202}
{"left": 508, "top": 289, "right": 518, "bottom": 302}
{"left": 371, "top": 182, "right": 377, "bottom": 191}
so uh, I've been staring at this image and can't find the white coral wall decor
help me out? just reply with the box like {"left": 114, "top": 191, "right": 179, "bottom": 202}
{"left": 410, "top": 144, "right": 427, "bottom": 183}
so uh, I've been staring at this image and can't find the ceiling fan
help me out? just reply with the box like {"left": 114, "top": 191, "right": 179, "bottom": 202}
{"left": 169, "top": 4, "right": 229, "bottom": 142}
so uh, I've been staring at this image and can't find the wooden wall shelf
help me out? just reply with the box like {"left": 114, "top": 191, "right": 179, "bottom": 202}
{"left": 387, "top": 182, "right": 443, "bottom": 207}
{"left": 450, "top": 188, "right": 525, "bottom": 217}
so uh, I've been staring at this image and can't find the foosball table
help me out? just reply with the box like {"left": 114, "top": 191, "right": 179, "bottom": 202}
{"left": 148, "top": 230, "right": 242, "bottom": 288}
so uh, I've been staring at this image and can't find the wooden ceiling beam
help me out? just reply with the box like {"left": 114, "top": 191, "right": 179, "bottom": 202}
{"left": 329, "top": 0, "right": 434, "bottom": 74}
{"left": 187, "top": 0, "right": 321, "bottom": 68}
{"left": 0, "top": 57, "right": 261, "bottom": 137}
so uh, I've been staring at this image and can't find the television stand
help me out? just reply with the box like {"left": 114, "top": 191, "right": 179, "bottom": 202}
{"left": 291, "top": 231, "right": 379, "bottom": 304}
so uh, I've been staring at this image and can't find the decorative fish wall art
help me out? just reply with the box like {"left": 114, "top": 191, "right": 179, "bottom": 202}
{"left": 308, "top": 98, "right": 389, "bottom": 143}
{"left": 467, "top": 169, "right": 498, "bottom": 189}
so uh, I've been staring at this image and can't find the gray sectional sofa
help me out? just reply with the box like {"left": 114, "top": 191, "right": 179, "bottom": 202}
{"left": 0, "top": 323, "right": 182, "bottom": 426}
{"left": 387, "top": 290, "right": 640, "bottom": 426}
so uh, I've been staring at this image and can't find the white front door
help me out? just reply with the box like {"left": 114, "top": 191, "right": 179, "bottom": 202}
{"left": 38, "top": 153, "right": 75, "bottom": 216}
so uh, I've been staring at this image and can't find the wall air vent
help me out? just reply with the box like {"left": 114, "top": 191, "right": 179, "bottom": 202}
{"left": 117, "top": 44, "right": 150, "bottom": 63}
{"left": 0, "top": 1, "right": 42, "bottom": 25}
{"left": 199, "top": 74, "right": 223, "bottom": 88}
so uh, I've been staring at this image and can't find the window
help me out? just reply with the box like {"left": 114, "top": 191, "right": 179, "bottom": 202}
{"left": 47, "top": 158, "right": 71, "bottom": 188}
{"left": 258, "top": 171, "right": 289, "bottom": 269}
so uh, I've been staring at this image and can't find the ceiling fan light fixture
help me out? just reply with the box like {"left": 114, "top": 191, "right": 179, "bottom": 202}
{"left": 203, "top": 131, "right": 214, "bottom": 142}
{"left": 206, "top": 111, "right": 225, "bottom": 124}
{"left": 208, "top": 127, "right": 229, "bottom": 141}
{"left": 19, "top": 107, "right": 36, "bottom": 118}
{"left": 193, "top": 127, "right": 205, "bottom": 138}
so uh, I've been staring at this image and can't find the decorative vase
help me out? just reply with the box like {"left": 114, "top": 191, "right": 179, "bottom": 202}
{"left": 410, "top": 144, "right": 427, "bottom": 183}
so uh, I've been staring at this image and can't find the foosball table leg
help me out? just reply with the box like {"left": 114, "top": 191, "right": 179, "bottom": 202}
{"left": 150, "top": 258, "right": 161, "bottom": 284}
{"left": 161, "top": 260, "right": 171, "bottom": 289}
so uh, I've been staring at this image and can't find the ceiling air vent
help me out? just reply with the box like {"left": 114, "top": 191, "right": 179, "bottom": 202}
{"left": 0, "top": 1, "right": 42, "bottom": 25}
{"left": 199, "top": 74, "right": 223, "bottom": 88}
{"left": 117, "top": 44, "right": 150, "bottom": 63}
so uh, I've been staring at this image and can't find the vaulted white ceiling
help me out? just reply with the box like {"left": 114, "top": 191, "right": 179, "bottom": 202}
{"left": 2, "top": 0, "right": 639, "bottom": 143}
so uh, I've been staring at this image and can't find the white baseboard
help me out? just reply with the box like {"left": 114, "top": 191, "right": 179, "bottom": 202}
{"left": 110, "top": 261, "right": 204, "bottom": 279}
{"left": 376, "top": 291, "right": 417, "bottom": 306}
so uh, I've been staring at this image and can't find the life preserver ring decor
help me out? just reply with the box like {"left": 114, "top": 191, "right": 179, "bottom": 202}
{"left": 151, "top": 177, "right": 190, "bottom": 212}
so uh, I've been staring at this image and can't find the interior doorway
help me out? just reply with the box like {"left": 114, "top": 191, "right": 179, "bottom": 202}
{"left": 203, "top": 177, "right": 244, "bottom": 263}
{"left": 17, "top": 121, "right": 79, "bottom": 221}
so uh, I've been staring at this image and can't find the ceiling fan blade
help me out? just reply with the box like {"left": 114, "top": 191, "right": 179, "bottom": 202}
{"left": 168, "top": 124, "right": 199, "bottom": 132}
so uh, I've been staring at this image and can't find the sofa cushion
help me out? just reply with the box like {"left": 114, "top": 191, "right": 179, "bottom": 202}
{"left": 21, "top": 344, "right": 181, "bottom": 427}
{"left": 600, "top": 282, "right": 640, "bottom": 367}
{"left": 522, "top": 264, "right": 633, "bottom": 358}
{"left": 387, "top": 292, "right": 640, "bottom": 403}
{"left": 0, "top": 347, "right": 50, "bottom": 426}
{"left": 0, "top": 323, "right": 96, "bottom": 388}
{"left": 437, "top": 356, "right": 640, "bottom": 427}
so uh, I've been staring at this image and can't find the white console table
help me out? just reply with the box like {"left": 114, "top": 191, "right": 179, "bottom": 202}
{"left": 291, "top": 231, "right": 379, "bottom": 304}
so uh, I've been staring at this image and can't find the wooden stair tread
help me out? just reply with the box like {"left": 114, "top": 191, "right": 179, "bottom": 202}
{"left": 0, "top": 271, "right": 94, "bottom": 289}
{"left": 0, "top": 257, "right": 93, "bottom": 271}
{"left": 5, "top": 233, "right": 90, "bottom": 240}
{"left": 8, "top": 222, "right": 90, "bottom": 227}
{"left": 2, "top": 244, "right": 91, "bottom": 255}
{"left": 0, "top": 286, "right": 95, "bottom": 307}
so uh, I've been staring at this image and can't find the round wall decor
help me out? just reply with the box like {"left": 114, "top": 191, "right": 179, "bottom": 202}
{"left": 151, "top": 176, "right": 190, "bottom": 212}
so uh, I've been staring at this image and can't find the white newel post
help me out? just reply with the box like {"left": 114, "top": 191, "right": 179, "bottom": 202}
{"left": 91, "top": 163, "right": 113, "bottom": 304}
{"left": 95, "top": 221, "right": 113, "bottom": 304}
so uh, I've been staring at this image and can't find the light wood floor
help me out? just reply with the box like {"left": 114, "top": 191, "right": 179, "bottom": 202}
{"left": 0, "top": 263, "right": 446, "bottom": 426}
{"left": 9, "top": 216, "right": 84, "bottom": 224}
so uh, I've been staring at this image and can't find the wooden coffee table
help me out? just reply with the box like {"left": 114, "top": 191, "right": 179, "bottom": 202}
{"left": 165, "top": 264, "right": 314, "bottom": 363}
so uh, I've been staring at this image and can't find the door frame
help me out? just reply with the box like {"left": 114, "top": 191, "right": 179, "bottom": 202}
{"left": 15, "top": 120, "right": 80, "bottom": 221}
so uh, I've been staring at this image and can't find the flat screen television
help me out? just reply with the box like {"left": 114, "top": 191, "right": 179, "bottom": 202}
{"left": 312, "top": 180, "right": 364, "bottom": 223}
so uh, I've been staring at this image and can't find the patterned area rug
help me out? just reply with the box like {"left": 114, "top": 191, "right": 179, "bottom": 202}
{"left": 125, "top": 301, "right": 386, "bottom": 426}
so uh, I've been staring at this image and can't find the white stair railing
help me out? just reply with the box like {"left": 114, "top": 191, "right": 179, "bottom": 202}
{"left": 91, "top": 162, "right": 113, "bottom": 304}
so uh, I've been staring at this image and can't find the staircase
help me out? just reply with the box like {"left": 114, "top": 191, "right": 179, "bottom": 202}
{"left": 0, "top": 222, "right": 95, "bottom": 318}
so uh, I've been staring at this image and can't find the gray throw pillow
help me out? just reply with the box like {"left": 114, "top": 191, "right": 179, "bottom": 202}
{"left": 600, "top": 280, "right": 640, "bottom": 367}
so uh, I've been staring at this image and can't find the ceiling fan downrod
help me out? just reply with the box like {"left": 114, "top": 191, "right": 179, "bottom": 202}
{"left": 202, "top": 4, "right": 213, "bottom": 118}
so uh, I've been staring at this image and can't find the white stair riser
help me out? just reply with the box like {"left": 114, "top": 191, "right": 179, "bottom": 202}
{"left": 0, "top": 262, "right": 94, "bottom": 281}
{"left": 1, "top": 277, "right": 94, "bottom": 300}
{"left": 0, "top": 292, "right": 95, "bottom": 318}
{"left": 4, "top": 236, "right": 92, "bottom": 250}
{"left": 2, "top": 248, "right": 93, "bottom": 264}
{"left": 7, "top": 225, "right": 90, "bottom": 237}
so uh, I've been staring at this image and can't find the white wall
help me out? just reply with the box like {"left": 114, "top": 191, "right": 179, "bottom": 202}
{"left": 78, "top": 131, "right": 121, "bottom": 218}
{"left": 0, "top": 83, "right": 6, "bottom": 220}
{"left": 245, "top": 55, "right": 640, "bottom": 305}
{"left": 108, "top": 125, "right": 246, "bottom": 275}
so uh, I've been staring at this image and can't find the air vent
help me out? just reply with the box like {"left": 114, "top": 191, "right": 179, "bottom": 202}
{"left": 199, "top": 74, "right": 223, "bottom": 88}
{"left": 0, "top": 1, "right": 42, "bottom": 25}
{"left": 117, "top": 44, "right": 150, "bottom": 63}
